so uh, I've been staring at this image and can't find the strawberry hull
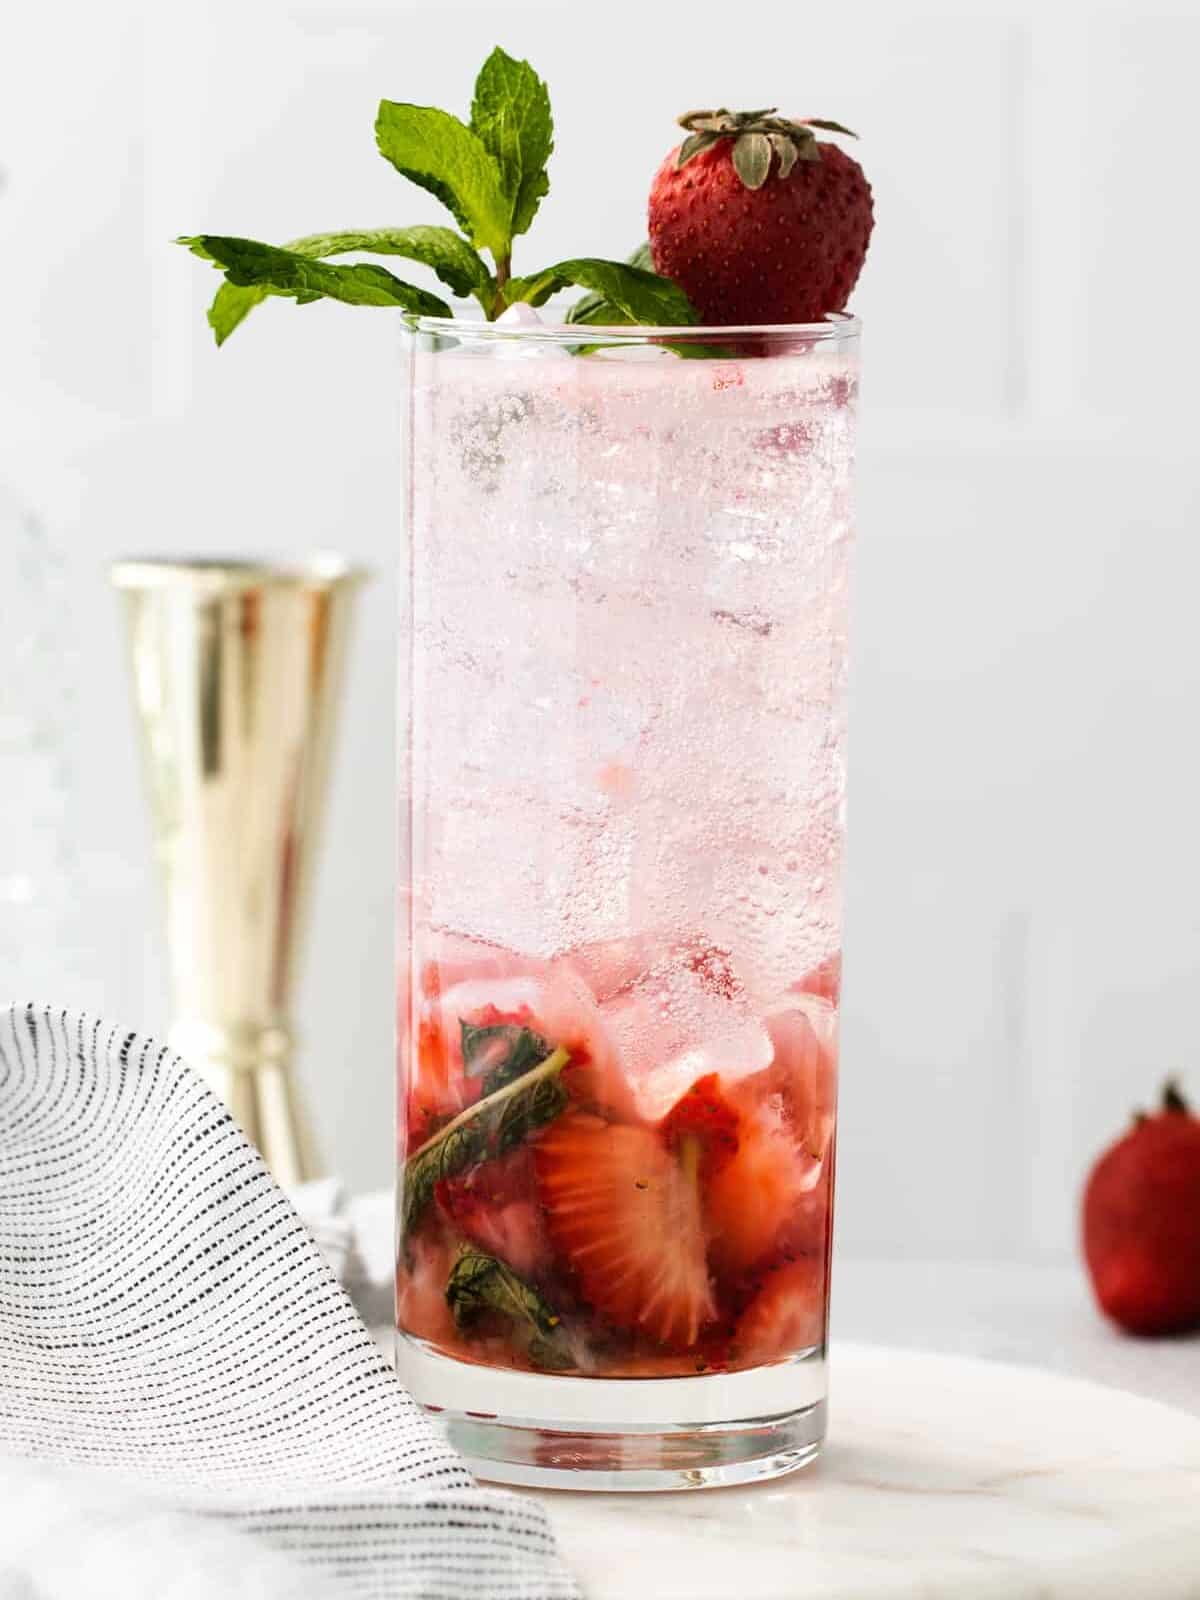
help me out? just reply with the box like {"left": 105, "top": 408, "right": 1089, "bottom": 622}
{"left": 397, "top": 934, "right": 838, "bottom": 1378}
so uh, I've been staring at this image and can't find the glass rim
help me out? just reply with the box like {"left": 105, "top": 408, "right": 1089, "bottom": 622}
{"left": 404, "top": 310, "right": 860, "bottom": 345}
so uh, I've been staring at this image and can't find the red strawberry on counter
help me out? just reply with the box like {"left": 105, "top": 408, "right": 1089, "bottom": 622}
{"left": 1083, "top": 1081, "right": 1200, "bottom": 1336}
{"left": 648, "top": 108, "right": 873, "bottom": 326}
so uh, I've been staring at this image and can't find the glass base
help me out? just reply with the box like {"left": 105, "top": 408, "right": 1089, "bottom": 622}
{"left": 395, "top": 1334, "right": 827, "bottom": 1491}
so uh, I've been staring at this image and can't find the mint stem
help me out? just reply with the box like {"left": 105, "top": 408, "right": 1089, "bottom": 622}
{"left": 492, "top": 252, "right": 511, "bottom": 317}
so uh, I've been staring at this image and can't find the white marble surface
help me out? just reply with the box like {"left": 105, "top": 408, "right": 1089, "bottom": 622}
{"left": 529, "top": 1345, "right": 1200, "bottom": 1600}
{"left": 344, "top": 1195, "right": 1200, "bottom": 1597}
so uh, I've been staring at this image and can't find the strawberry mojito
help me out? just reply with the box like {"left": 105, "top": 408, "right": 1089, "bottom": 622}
{"left": 396, "top": 310, "right": 859, "bottom": 1485}
{"left": 181, "top": 41, "right": 869, "bottom": 1487}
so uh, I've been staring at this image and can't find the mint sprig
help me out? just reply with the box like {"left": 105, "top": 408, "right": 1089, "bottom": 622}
{"left": 180, "top": 47, "right": 697, "bottom": 340}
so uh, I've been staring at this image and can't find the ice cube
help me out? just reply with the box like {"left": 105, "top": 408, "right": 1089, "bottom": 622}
{"left": 594, "top": 944, "right": 774, "bottom": 1123}
{"left": 483, "top": 301, "right": 570, "bottom": 362}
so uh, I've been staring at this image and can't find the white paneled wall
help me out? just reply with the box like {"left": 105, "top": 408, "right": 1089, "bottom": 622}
{"left": 2, "top": 1, "right": 1197, "bottom": 1258}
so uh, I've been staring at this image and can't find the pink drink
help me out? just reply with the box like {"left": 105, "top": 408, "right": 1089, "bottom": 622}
{"left": 397, "top": 318, "right": 857, "bottom": 1484}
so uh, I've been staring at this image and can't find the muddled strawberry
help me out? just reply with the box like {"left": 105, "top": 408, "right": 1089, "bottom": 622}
{"left": 731, "top": 1256, "right": 826, "bottom": 1367}
{"left": 659, "top": 1072, "right": 740, "bottom": 1179}
{"left": 705, "top": 1097, "right": 823, "bottom": 1279}
{"left": 535, "top": 1111, "right": 715, "bottom": 1348}
{"left": 396, "top": 1234, "right": 459, "bottom": 1351}
{"left": 435, "top": 1148, "right": 551, "bottom": 1280}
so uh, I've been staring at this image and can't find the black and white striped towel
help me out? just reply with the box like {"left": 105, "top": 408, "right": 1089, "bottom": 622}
{"left": 0, "top": 1003, "right": 580, "bottom": 1600}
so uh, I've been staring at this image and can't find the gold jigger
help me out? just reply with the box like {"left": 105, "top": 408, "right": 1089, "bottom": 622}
{"left": 112, "top": 557, "right": 367, "bottom": 1186}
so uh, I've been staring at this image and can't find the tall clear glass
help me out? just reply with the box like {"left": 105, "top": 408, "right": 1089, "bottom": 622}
{"left": 396, "top": 315, "right": 859, "bottom": 1489}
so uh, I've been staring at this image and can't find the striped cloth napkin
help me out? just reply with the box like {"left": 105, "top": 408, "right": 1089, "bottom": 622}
{"left": 0, "top": 1002, "right": 579, "bottom": 1600}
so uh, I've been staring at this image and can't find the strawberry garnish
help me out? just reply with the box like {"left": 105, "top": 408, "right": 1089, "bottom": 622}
{"left": 534, "top": 1112, "right": 715, "bottom": 1348}
{"left": 732, "top": 1256, "right": 826, "bottom": 1367}
{"left": 648, "top": 109, "right": 873, "bottom": 327}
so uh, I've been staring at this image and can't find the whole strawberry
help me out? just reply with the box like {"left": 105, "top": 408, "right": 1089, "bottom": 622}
{"left": 648, "top": 108, "right": 874, "bottom": 326}
{"left": 1082, "top": 1081, "right": 1200, "bottom": 1336}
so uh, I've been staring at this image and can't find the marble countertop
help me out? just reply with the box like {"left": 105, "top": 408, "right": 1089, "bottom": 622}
{"left": 346, "top": 1195, "right": 1200, "bottom": 1597}
{"left": 529, "top": 1343, "right": 1200, "bottom": 1600}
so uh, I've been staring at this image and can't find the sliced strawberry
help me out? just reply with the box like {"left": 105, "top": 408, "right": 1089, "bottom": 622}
{"left": 435, "top": 1148, "right": 550, "bottom": 1280}
{"left": 396, "top": 1233, "right": 458, "bottom": 1352}
{"left": 731, "top": 1257, "right": 826, "bottom": 1368}
{"left": 705, "top": 1097, "right": 823, "bottom": 1279}
{"left": 535, "top": 1111, "right": 715, "bottom": 1348}
{"left": 660, "top": 1072, "right": 740, "bottom": 1179}
{"left": 781, "top": 1154, "right": 836, "bottom": 1262}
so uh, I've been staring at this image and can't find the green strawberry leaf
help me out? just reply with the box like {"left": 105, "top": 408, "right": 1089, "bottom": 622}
{"left": 446, "top": 1250, "right": 574, "bottom": 1369}
{"left": 509, "top": 257, "right": 698, "bottom": 325}
{"left": 375, "top": 101, "right": 511, "bottom": 261}
{"left": 207, "top": 226, "right": 492, "bottom": 344}
{"left": 470, "top": 47, "right": 553, "bottom": 239}
{"left": 179, "top": 236, "right": 453, "bottom": 320}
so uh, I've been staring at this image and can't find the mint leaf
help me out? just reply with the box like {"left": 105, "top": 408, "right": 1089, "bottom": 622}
{"left": 284, "top": 225, "right": 490, "bottom": 298}
{"left": 206, "top": 226, "right": 491, "bottom": 344}
{"left": 564, "top": 297, "right": 635, "bottom": 328}
{"left": 208, "top": 281, "right": 272, "bottom": 346}
{"left": 180, "top": 236, "right": 452, "bottom": 318}
{"left": 493, "top": 1070, "right": 567, "bottom": 1154}
{"left": 459, "top": 1020, "right": 551, "bottom": 1093}
{"left": 446, "top": 1250, "right": 574, "bottom": 1369}
{"left": 375, "top": 102, "right": 510, "bottom": 261}
{"left": 566, "top": 242, "right": 652, "bottom": 326}
{"left": 509, "top": 257, "right": 698, "bottom": 325}
{"left": 400, "top": 1044, "right": 570, "bottom": 1241}
{"left": 400, "top": 1119, "right": 489, "bottom": 1244}
{"left": 470, "top": 47, "right": 553, "bottom": 238}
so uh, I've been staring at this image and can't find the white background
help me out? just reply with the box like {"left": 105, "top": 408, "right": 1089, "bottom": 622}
{"left": 2, "top": 0, "right": 1198, "bottom": 1262}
